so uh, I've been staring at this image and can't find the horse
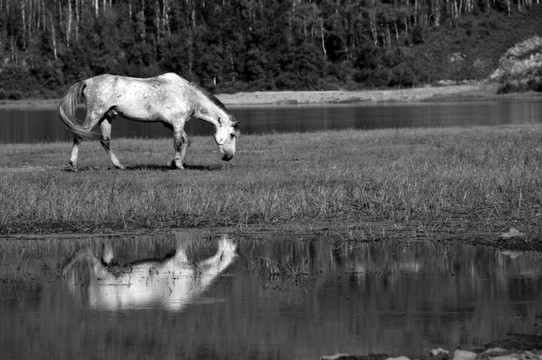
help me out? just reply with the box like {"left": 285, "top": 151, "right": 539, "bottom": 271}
{"left": 58, "top": 73, "right": 239, "bottom": 170}
{"left": 62, "top": 235, "right": 238, "bottom": 311}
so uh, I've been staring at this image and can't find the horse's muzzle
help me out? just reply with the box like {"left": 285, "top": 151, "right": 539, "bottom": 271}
{"left": 218, "top": 141, "right": 235, "bottom": 161}
{"left": 222, "top": 153, "right": 234, "bottom": 161}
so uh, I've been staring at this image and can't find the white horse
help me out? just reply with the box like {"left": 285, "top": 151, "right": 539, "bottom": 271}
{"left": 59, "top": 73, "right": 239, "bottom": 170}
{"left": 62, "top": 236, "right": 237, "bottom": 311}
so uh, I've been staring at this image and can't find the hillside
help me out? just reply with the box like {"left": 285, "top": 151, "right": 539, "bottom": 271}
{"left": 0, "top": 1, "right": 541, "bottom": 99}
{"left": 413, "top": 6, "right": 542, "bottom": 82}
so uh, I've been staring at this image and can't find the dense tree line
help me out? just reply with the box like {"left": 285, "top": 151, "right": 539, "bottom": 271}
{"left": 0, "top": 0, "right": 540, "bottom": 98}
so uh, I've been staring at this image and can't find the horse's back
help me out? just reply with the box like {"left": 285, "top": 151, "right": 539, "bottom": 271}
{"left": 83, "top": 73, "right": 191, "bottom": 118}
{"left": 85, "top": 73, "right": 187, "bottom": 89}
{"left": 157, "top": 72, "right": 185, "bottom": 83}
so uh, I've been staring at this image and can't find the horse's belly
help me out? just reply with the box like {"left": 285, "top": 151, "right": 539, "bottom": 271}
{"left": 112, "top": 102, "right": 168, "bottom": 122}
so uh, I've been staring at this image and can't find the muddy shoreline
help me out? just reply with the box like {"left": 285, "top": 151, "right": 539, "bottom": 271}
{"left": 2, "top": 83, "right": 540, "bottom": 109}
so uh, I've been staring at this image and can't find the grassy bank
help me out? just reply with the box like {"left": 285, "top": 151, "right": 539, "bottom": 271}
{"left": 1, "top": 126, "right": 542, "bottom": 246}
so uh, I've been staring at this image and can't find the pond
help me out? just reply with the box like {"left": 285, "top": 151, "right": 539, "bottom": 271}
{"left": 1, "top": 231, "right": 541, "bottom": 360}
{"left": 1, "top": 99, "right": 542, "bottom": 143}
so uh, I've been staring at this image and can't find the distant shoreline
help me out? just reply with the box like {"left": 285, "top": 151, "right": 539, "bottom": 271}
{"left": 1, "top": 83, "right": 540, "bottom": 109}
{"left": 218, "top": 83, "right": 503, "bottom": 105}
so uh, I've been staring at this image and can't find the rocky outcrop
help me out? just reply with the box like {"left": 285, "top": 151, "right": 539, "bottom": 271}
{"left": 490, "top": 36, "right": 542, "bottom": 84}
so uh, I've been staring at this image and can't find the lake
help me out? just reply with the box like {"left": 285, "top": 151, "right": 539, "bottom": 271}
{"left": 1, "top": 99, "right": 542, "bottom": 143}
{"left": 2, "top": 99, "right": 542, "bottom": 360}
{"left": 1, "top": 231, "right": 541, "bottom": 360}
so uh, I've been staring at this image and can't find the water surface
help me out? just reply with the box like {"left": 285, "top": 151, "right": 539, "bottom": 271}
{"left": 1, "top": 231, "right": 541, "bottom": 360}
{"left": 1, "top": 99, "right": 542, "bottom": 143}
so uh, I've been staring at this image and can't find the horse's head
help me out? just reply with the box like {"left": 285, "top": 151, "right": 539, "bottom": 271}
{"left": 214, "top": 118, "right": 239, "bottom": 161}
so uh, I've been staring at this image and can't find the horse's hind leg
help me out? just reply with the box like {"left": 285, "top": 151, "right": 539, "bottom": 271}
{"left": 100, "top": 117, "right": 125, "bottom": 170}
{"left": 67, "top": 107, "right": 109, "bottom": 169}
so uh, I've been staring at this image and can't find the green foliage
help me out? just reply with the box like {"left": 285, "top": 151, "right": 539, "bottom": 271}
{"left": 497, "top": 67, "right": 542, "bottom": 93}
{"left": 0, "top": 0, "right": 541, "bottom": 97}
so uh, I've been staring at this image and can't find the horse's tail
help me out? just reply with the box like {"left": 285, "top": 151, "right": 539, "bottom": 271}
{"left": 62, "top": 248, "right": 101, "bottom": 278}
{"left": 59, "top": 81, "right": 93, "bottom": 140}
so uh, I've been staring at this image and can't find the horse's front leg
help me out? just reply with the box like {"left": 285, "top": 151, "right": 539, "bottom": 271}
{"left": 69, "top": 137, "right": 80, "bottom": 169}
{"left": 172, "top": 125, "right": 188, "bottom": 170}
{"left": 100, "top": 118, "right": 125, "bottom": 170}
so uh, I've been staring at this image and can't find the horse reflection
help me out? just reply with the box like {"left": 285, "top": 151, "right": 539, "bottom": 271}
{"left": 63, "top": 236, "right": 237, "bottom": 311}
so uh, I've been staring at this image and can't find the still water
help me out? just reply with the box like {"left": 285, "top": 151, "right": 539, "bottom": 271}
{"left": 1, "top": 99, "right": 542, "bottom": 143}
{"left": 1, "top": 231, "right": 541, "bottom": 360}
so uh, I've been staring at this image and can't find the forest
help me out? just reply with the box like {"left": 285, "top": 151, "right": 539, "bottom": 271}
{"left": 0, "top": 0, "right": 541, "bottom": 99}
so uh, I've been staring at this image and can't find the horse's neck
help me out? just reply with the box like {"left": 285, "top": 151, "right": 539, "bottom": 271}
{"left": 192, "top": 94, "right": 228, "bottom": 127}
{"left": 193, "top": 107, "right": 220, "bottom": 127}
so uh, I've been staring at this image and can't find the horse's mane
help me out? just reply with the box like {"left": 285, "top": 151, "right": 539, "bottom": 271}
{"left": 190, "top": 82, "right": 229, "bottom": 114}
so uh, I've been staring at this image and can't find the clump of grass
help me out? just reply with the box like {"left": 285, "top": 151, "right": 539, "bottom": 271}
{"left": 256, "top": 256, "right": 310, "bottom": 279}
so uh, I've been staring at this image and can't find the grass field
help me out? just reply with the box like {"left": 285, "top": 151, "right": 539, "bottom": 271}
{"left": 1, "top": 126, "right": 542, "bottom": 247}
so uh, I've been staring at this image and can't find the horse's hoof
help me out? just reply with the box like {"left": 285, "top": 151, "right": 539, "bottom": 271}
{"left": 171, "top": 160, "right": 184, "bottom": 170}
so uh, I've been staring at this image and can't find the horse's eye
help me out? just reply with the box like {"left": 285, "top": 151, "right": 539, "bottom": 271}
{"left": 230, "top": 133, "right": 236, "bottom": 138}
